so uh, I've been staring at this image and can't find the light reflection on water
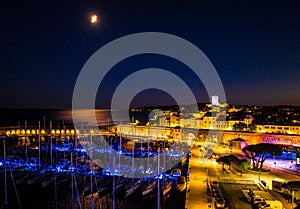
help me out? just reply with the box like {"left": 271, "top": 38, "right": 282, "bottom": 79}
{"left": 0, "top": 109, "right": 132, "bottom": 127}
{"left": 58, "top": 109, "right": 131, "bottom": 126}
{"left": 1, "top": 108, "right": 131, "bottom": 149}
{"left": 56, "top": 109, "right": 112, "bottom": 123}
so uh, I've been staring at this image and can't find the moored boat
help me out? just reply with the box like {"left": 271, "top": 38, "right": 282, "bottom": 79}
{"left": 141, "top": 178, "right": 156, "bottom": 196}
{"left": 162, "top": 178, "right": 173, "bottom": 196}
{"left": 175, "top": 176, "right": 187, "bottom": 192}
{"left": 27, "top": 172, "right": 51, "bottom": 185}
{"left": 16, "top": 171, "right": 38, "bottom": 185}
{"left": 125, "top": 178, "right": 142, "bottom": 197}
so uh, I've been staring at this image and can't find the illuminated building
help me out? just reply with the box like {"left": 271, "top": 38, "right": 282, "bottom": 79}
{"left": 257, "top": 124, "right": 300, "bottom": 135}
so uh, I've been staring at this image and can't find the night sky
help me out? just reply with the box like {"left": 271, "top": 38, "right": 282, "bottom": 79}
{"left": 1, "top": 0, "right": 300, "bottom": 108}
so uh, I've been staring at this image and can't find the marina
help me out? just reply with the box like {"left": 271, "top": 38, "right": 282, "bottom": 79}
{"left": 0, "top": 116, "right": 189, "bottom": 209}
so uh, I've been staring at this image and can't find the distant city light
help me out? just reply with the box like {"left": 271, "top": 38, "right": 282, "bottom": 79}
{"left": 212, "top": 95, "right": 219, "bottom": 106}
{"left": 90, "top": 14, "right": 98, "bottom": 24}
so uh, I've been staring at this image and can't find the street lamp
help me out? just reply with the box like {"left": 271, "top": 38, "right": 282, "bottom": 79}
{"left": 207, "top": 168, "right": 209, "bottom": 181}
{"left": 290, "top": 161, "right": 294, "bottom": 174}
{"left": 258, "top": 162, "right": 262, "bottom": 183}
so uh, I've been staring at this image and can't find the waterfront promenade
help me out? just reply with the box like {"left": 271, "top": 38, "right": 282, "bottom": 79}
{"left": 186, "top": 174, "right": 210, "bottom": 209}
{"left": 186, "top": 149, "right": 213, "bottom": 209}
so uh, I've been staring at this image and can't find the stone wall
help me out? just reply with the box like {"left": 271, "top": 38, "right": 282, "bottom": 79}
{"left": 221, "top": 131, "right": 300, "bottom": 147}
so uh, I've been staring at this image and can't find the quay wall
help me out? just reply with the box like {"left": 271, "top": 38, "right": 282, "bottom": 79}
{"left": 221, "top": 131, "right": 300, "bottom": 146}
{"left": 185, "top": 129, "right": 300, "bottom": 146}
{"left": 1, "top": 124, "right": 300, "bottom": 147}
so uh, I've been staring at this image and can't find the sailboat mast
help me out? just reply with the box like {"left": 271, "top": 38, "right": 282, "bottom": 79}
{"left": 50, "top": 121, "right": 53, "bottom": 166}
{"left": 3, "top": 137, "right": 7, "bottom": 205}
{"left": 25, "top": 120, "right": 28, "bottom": 162}
{"left": 38, "top": 121, "right": 41, "bottom": 171}
{"left": 119, "top": 122, "right": 122, "bottom": 152}
{"left": 147, "top": 125, "right": 150, "bottom": 173}
{"left": 71, "top": 152, "right": 74, "bottom": 209}
{"left": 75, "top": 133, "right": 78, "bottom": 169}
{"left": 119, "top": 122, "right": 122, "bottom": 173}
{"left": 90, "top": 129, "right": 94, "bottom": 209}
{"left": 157, "top": 147, "right": 161, "bottom": 209}
{"left": 131, "top": 116, "right": 134, "bottom": 176}
{"left": 43, "top": 116, "right": 45, "bottom": 130}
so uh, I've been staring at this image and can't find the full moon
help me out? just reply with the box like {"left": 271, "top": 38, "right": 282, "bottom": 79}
{"left": 90, "top": 14, "right": 98, "bottom": 24}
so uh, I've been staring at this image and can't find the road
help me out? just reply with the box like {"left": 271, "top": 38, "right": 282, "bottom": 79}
{"left": 220, "top": 183, "right": 258, "bottom": 209}
{"left": 187, "top": 147, "right": 299, "bottom": 209}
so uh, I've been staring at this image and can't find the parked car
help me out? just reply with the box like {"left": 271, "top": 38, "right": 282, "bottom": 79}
{"left": 215, "top": 193, "right": 226, "bottom": 208}
{"left": 252, "top": 196, "right": 266, "bottom": 205}
{"left": 215, "top": 199, "right": 225, "bottom": 208}
{"left": 176, "top": 176, "right": 187, "bottom": 192}
{"left": 254, "top": 201, "right": 271, "bottom": 209}
{"left": 211, "top": 180, "right": 219, "bottom": 188}
{"left": 213, "top": 188, "right": 221, "bottom": 197}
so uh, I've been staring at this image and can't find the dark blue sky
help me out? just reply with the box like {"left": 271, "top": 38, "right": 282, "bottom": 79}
{"left": 1, "top": 0, "right": 300, "bottom": 108}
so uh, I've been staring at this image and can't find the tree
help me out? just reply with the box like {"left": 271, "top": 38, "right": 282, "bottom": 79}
{"left": 227, "top": 154, "right": 240, "bottom": 163}
{"left": 233, "top": 122, "right": 256, "bottom": 132}
{"left": 216, "top": 154, "right": 239, "bottom": 173}
{"left": 242, "top": 143, "right": 282, "bottom": 170}
{"left": 248, "top": 124, "right": 257, "bottom": 132}
{"left": 227, "top": 155, "right": 249, "bottom": 176}
{"left": 239, "top": 159, "right": 251, "bottom": 169}
{"left": 237, "top": 159, "right": 251, "bottom": 177}
{"left": 242, "top": 144, "right": 258, "bottom": 168}
{"left": 216, "top": 154, "right": 251, "bottom": 176}
{"left": 216, "top": 156, "right": 231, "bottom": 173}
{"left": 233, "top": 122, "right": 247, "bottom": 131}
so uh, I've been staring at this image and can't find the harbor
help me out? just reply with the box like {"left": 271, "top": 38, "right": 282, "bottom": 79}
{"left": 0, "top": 122, "right": 190, "bottom": 209}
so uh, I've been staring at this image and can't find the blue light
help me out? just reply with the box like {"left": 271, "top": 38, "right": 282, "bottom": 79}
{"left": 56, "top": 167, "right": 62, "bottom": 172}
{"left": 159, "top": 173, "right": 164, "bottom": 179}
